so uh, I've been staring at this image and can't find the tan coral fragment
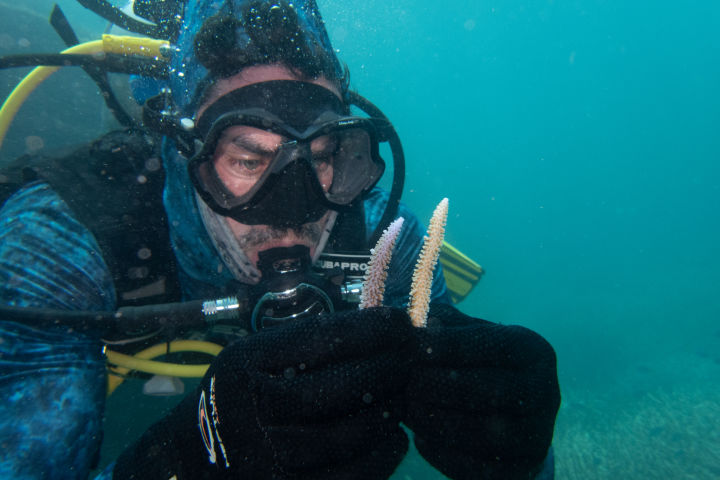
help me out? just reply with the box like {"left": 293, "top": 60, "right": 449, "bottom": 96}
{"left": 407, "top": 198, "right": 449, "bottom": 327}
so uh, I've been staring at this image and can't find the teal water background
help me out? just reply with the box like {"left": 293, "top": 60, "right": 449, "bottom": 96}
{"left": 1, "top": 0, "right": 719, "bottom": 478}
{"left": 320, "top": 1, "right": 720, "bottom": 477}
{"left": 321, "top": 0, "right": 720, "bottom": 384}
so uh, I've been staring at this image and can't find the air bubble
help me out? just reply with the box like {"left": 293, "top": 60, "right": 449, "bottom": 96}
{"left": 145, "top": 157, "right": 161, "bottom": 171}
{"left": 180, "top": 118, "right": 195, "bottom": 131}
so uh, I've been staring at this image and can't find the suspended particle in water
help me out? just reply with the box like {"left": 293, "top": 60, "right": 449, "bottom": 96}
{"left": 25, "top": 135, "right": 45, "bottom": 153}
{"left": 0, "top": 34, "right": 13, "bottom": 49}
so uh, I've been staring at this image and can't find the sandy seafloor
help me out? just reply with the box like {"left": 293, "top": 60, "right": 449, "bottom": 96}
{"left": 1, "top": 1, "right": 719, "bottom": 478}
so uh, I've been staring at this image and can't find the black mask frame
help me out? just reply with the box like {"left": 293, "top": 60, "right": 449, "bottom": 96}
{"left": 189, "top": 109, "right": 386, "bottom": 228}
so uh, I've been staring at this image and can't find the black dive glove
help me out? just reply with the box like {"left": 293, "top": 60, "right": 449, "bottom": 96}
{"left": 405, "top": 303, "right": 560, "bottom": 480}
{"left": 113, "top": 307, "right": 415, "bottom": 480}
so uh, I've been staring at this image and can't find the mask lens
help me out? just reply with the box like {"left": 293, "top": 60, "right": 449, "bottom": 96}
{"left": 210, "top": 126, "right": 281, "bottom": 200}
{"left": 309, "top": 134, "right": 337, "bottom": 191}
{"left": 318, "top": 127, "right": 382, "bottom": 205}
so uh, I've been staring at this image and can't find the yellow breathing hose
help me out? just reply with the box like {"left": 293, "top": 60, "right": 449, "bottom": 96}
{"left": 0, "top": 34, "right": 169, "bottom": 149}
{"left": 106, "top": 340, "right": 223, "bottom": 396}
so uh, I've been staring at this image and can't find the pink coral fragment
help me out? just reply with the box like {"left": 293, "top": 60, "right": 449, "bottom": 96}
{"left": 359, "top": 217, "right": 405, "bottom": 309}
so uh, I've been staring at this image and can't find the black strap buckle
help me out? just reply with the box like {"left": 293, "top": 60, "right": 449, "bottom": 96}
{"left": 142, "top": 90, "right": 198, "bottom": 156}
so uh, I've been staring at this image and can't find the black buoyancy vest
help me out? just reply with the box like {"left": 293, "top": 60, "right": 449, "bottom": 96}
{"left": 0, "top": 129, "right": 182, "bottom": 307}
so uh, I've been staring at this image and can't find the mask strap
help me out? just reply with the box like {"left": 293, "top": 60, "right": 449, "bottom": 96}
{"left": 313, "top": 210, "right": 338, "bottom": 263}
{"left": 197, "top": 193, "right": 262, "bottom": 284}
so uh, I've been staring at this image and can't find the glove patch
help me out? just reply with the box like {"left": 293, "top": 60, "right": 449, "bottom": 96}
{"left": 198, "top": 387, "right": 216, "bottom": 465}
{"left": 198, "top": 376, "right": 230, "bottom": 468}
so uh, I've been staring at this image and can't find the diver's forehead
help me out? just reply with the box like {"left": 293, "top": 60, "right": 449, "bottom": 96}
{"left": 220, "top": 125, "right": 284, "bottom": 149}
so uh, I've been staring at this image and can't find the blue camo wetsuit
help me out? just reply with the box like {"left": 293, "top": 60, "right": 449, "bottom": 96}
{"left": 0, "top": 182, "right": 112, "bottom": 480}
{"left": 0, "top": 171, "right": 447, "bottom": 479}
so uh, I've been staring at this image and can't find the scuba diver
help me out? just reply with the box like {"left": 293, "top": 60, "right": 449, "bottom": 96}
{"left": 0, "top": 0, "right": 560, "bottom": 479}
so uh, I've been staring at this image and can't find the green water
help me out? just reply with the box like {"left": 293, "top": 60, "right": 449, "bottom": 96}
{"left": 324, "top": 1, "right": 720, "bottom": 477}
{"left": 2, "top": 0, "right": 719, "bottom": 478}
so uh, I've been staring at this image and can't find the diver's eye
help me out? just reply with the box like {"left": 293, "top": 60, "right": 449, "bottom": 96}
{"left": 311, "top": 153, "right": 333, "bottom": 173}
{"left": 236, "top": 158, "right": 263, "bottom": 171}
{"left": 228, "top": 156, "right": 270, "bottom": 176}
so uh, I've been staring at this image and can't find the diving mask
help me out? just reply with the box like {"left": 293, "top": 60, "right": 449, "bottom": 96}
{"left": 189, "top": 80, "right": 386, "bottom": 228}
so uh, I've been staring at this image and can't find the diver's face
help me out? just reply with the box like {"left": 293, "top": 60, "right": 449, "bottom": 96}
{"left": 198, "top": 64, "right": 341, "bottom": 268}
{"left": 214, "top": 123, "right": 335, "bottom": 268}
